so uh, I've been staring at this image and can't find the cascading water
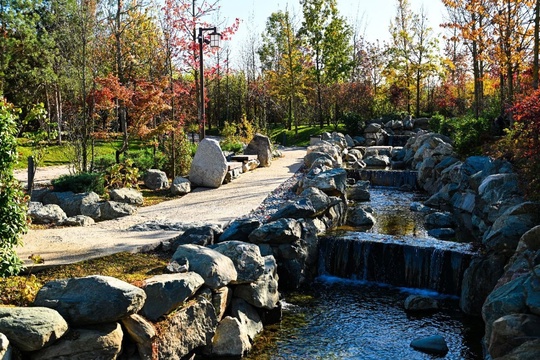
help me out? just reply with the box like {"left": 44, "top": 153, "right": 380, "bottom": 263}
{"left": 247, "top": 186, "right": 483, "bottom": 359}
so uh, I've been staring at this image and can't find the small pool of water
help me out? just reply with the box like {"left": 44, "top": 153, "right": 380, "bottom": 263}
{"left": 247, "top": 276, "right": 484, "bottom": 360}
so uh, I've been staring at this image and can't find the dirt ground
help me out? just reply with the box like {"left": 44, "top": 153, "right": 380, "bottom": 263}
{"left": 17, "top": 148, "right": 306, "bottom": 270}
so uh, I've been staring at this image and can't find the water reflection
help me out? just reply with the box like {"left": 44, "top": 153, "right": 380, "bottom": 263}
{"left": 247, "top": 277, "right": 484, "bottom": 360}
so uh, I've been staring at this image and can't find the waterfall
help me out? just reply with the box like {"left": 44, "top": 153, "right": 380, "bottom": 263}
{"left": 347, "top": 169, "right": 418, "bottom": 189}
{"left": 319, "top": 232, "right": 475, "bottom": 296}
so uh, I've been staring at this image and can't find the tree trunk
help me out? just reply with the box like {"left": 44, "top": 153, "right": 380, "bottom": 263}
{"left": 115, "top": 0, "right": 128, "bottom": 163}
{"left": 534, "top": 0, "right": 540, "bottom": 90}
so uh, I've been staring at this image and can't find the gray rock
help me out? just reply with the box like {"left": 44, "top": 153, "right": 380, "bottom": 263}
{"left": 171, "top": 224, "right": 222, "bottom": 249}
{"left": 483, "top": 202, "right": 540, "bottom": 253}
{"left": 244, "top": 133, "right": 272, "bottom": 167}
{"left": 242, "top": 159, "right": 260, "bottom": 172}
{"left": 210, "top": 241, "right": 265, "bottom": 284}
{"left": 80, "top": 202, "right": 101, "bottom": 220}
{"left": 141, "top": 272, "right": 205, "bottom": 321}
{"left": 43, "top": 191, "right": 100, "bottom": 217}
{"left": 345, "top": 134, "right": 355, "bottom": 147}
{"left": 410, "top": 202, "right": 432, "bottom": 213}
{"left": 363, "top": 155, "right": 391, "bottom": 168}
{"left": 99, "top": 201, "right": 137, "bottom": 220}
{"left": 304, "top": 151, "right": 336, "bottom": 169}
{"left": 172, "top": 244, "right": 237, "bottom": 289}
{"left": 460, "top": 255, "right": 507, "bottom": 316}
{"left": 428, "top": 228, "right": 456, "bottom": 240}
{"left": 488, "top": 313, "right": 540, "bottom": 358}
{"left": 230, "top": 298, "right": 263, "bottom": 341}
{"left": 478, "top": 173, "right": 522, "bottom": 208}
{"left": 28, "top": 203, "right": 67, "bottom": 224}
{"left": 346, "top": 181, "right": 370, "bottom": 202}
{"left": 404, "top": 295, "right": 439, "bottom": 311}
{"left": 121, "top": 314, "right": 156, "bottom": 360}
{"left": 347, "top": 206, "right": 375, "bottom": 228}
{"left": 219, "top": 218, "right": 262, "bottom": 243}
{"left": 410, "top": 335, "right": 449, "bottom": 355}
{"left": 248, "top": 218, "right": 302, "bottom": 245}
{"left": 300, "top": 168, "right": 348, "bottom": 197}
{"left": 495, "top": 339, "right": 540, "bottom": 360}
{"left": 144, "top": 169, "right": 169, "bottom": 190}
{"left": 170, "top": 176, "right": 191, "bottom": 196}
{"left": 299, "top": 187, "right": 332, "bottom": 214}
{"left": 209, "top": 316, "right": 251, "bottom": 357}
{"left": 0, "top": 333, "right": 11, "bottom": 360}
{"left": 0, "top": 307, "right": 68, "bottom": 352}
{"left": 31, "top": 322, "right": 123, "bottom": 360}
{"left": 34, "top": 275, "right": 146, "bottom": 326}
{"left": 364, "top": 123, "right": 382, "bottom": 133}
{"left": 189, "top": 138, "right": 228, "bottom": 188}
{"left": 268, "top": 198, "right": 317, "bottom": 221}
{"left": 234, "top": 256, "right": 280, "bottom": 309}
{"left": 506, "top": 226, "right": 540, "bottom": 282}
{"left": 212, "top": 286, "right": 232, "bottom": 321}
{"left": 155, "top": 296, "right": 217, "bottom": 360}
{"left": 109, "top": 188, "right": 143, "bottom": 205}
{"left": 60, "top": 215, "right": 95, "bottom": 227}
{"left": 425, "top": 212, "right": 455, "bottom": 230}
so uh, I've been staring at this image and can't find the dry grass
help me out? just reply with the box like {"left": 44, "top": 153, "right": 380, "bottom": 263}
{"left": 0, "top": 252, "right": 168, "bottom": 307}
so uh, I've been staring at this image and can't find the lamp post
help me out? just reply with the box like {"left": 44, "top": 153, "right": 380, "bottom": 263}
{"left": 198, "top": 26, "right": 221, "bottom": 141}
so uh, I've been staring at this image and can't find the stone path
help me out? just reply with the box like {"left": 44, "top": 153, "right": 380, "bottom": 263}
{"left": 17, "top": 147, "right": 306, "bottom": 269}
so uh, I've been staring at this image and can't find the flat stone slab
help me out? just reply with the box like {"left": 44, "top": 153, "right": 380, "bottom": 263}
{"left": 227, "top": 162, "right": 244, "bottom": 171}
{"left": 230, "top": 155, "right": 258, "bottom": 163}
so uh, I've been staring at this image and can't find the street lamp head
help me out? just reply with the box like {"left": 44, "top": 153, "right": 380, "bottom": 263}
{"left": 209, "top": 30, "right": 221, "bottom": 48}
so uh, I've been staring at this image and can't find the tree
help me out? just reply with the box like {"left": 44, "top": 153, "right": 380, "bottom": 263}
{"left": 0, "top": 100, "right": 27, "bottom": 276}
{"left": 300, "top": 0, "right": 352, "bottom": 127}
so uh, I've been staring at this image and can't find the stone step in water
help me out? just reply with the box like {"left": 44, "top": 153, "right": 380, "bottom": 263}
{"left": 319, "top": 232, "right": 475, "bottom": 296}
{"left": 347, "top": 169, "right": 418, "bottom": 189}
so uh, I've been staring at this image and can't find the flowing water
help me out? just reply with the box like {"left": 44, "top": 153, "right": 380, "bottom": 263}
{"left": 248, "top": 187, "right": 484, "bottom": 359}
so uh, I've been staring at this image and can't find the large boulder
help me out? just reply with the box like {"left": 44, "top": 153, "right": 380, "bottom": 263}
{"left": 488, "top": 313, "right": 540, "bottom": 358}
{"left": 141, "top": 272, "right": 205, "bottom": 321}
{"left": 299, "top": 187, "right": 332, "bottom": 214}
{"left": 230, "top": 298, "right": 263, "bottom": 341}
{"left": 208, "top": 316, "right": 251, "bottom": 357}
{"left": 189, "top": 138, "right": 228, "bottom": 188}
{"left": 300, "top": 168, "right": 348, "bottom": 197}
{"left": 347, "top": 206, "right": 375, "bottom": 228}
{"left": 33, "top": 275, "right": 146, "bottom": 326}
{"left": 460, "top": 255, "right": 507, "bottom": 315}
{"left": 0, "top": 333, "right": 11, "bottom": 359}
{"left": 0, "top": 307, "right": 68, "bottom": 352}
{"left": 42, "top": 191, "right": 100, "bottom": 217}
{"left": 268, "top": 198, "right": 317, "bottom": 221}
{"left": 100, "top": 201, "right": 137, "bottom": 220}
{"left": 28, "top": 202, "right": 67, "bottom": 224}
{"left": 172, "top": 244, "right": 237, "bottom": 289}
{"left": 482, "top": 202, "right": 540, "bottom": 253}
{"left": 109, "top": 188, "right": 143, "bottom": 205}
{"left": 219, "top": 218, "right": 262, "bottom": 243}
{"left": 234, "top": 255, "right": 280, "bottom": 309}
{"left": 346, "top": 181, "right": 370, "bottom": 202}
{"left": 31, "top": 323, "right": 123, "bottom": 360}
{"left": 144, "top": 169, "right": 169, "bottom": 190}
{"left": 120, "top": 314, "right": 156, "bottom": 360}
{"left": 210, "top": 241, "right": 265, "bottom": 284}
{"left": 248, "top": 218, "right": 302, "bottom": 245}
{"left": 244, "top": 133, "right": 273, "bottom": 167}
{"left": 170, "top": 224, "right": 222, "bottom": 249}
{"left": 155, "top": 296, "right": 218, "bottom": 359}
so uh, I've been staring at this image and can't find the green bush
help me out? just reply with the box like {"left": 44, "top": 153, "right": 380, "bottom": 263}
{"left": 104, "top": 159, "right": 139, "bottom": 190}
{"left": 341, "top": 112, "right": 365, "bottom": 136}
{"left": 220, "top": 140, "right": 244, "bottom": 153}
{"left": 0, "top": 101, "right": 28, "bottom": 276}
{"left": 131, "top": 148, "right": 167, "bottom": 173}
{"left": 93, "top": 154, "right": 116, "bottom": 172}
{"left": 430, "top": 114, "right": 490, "bottom": 156}
{"left": 52, "top": 172, "right": 105, "bottom": 195}
{"left": 163, "top": 130, "right": 195, "bottom": 177}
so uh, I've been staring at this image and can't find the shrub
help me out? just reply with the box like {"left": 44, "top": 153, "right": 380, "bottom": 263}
{"left": 52, "top": 172, "right": 105, "bottom": 195}
{"left": 0, "top": 100, "right": 27, "bottom": 276}
{"left": 341, "top": 112, "right": 365, "bottom": 136}
{"left": 104, "top": 159, "right": 139, "bottom": 190}
{"left": 431, "top": 114, "right": 490, "bottom": 156}
{"left": 163, "top": 130, "right": 195, "bottom": 177}
{"left": 131, "top": 147, "right": 167, "bottom": 173}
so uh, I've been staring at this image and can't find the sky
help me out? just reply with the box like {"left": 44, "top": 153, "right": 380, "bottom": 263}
{"left": 214, "top": 0, "right": 448, "bottom": 68}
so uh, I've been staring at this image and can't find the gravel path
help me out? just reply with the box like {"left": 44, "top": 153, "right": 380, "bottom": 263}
{"left": 17, "top": 147, "right": 306, "bottom": 269}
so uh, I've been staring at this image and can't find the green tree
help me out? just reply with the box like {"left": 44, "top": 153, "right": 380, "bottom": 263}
{"left": 300, "top": 0, "right": 352, "bottom": 127}
{"left": 0, "top": 100, "right": 27, "bottom": 277}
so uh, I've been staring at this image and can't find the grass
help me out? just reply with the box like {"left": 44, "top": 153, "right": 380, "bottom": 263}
{"left": 15, "top": 139, "right": 155, "bottom": 170}
{"left": 0, "top": 252, "right": 168, "bottom": 307}
{"left": 268, "top": 124, "right": 346, "bottom": 147}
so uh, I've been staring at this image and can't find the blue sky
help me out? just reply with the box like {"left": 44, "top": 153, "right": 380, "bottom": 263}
{"left": 215, "top": 0, "right": 446, "bottom": 67}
